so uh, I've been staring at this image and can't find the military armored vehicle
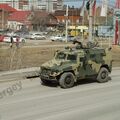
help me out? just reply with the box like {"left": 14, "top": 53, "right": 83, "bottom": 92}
{"left": 39, "top": 41, "right": 112, "bottom": 88}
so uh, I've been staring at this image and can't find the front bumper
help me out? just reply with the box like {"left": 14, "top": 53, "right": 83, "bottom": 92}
{"left": 40, "top": 74, "right": 58, "bottom": 81}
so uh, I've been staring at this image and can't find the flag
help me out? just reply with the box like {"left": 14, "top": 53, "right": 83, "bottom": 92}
{"left": 115, "top": 0, "right": 120, "bottom": 9}
{"left": 92, "top": 0, "right": 96, "bottom": 16}
{"left": 114, "top": 19, "right": 119, "bottom": 45}
{"left": 100, "top": 0, "right": 108, "bottom": 16}
{"left": 85, "top": 0, "right": 96, "bottom": 16}
{"left": 80, "top": 0, "right": 85, "bottom": 16}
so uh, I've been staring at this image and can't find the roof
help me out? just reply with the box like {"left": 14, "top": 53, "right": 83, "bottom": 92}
{"left": 34, "top": 11, "right": 49, "bottom": 17}
{"left": 0, "top": 4, "right": 17, "bottom": 12}
{"left": 54, "top": 9, "right": 81, "bottom": 16}
{"left": 8, "top": 11, "right": 31, "bottom": 23}
{"left": 31, "top": 11, "right": 57, "bottom": 25}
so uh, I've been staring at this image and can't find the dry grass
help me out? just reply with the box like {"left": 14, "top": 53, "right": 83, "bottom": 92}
{"left": 0, "top": 42, "right": 120, "bottom": 71}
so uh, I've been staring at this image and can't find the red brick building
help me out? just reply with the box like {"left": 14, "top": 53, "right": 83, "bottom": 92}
{"left": 8, "top": 11, "right": 32, "bottom": 30}
{"left": 54, "top": 8, "right": 82, "bottom": 25}
{"left": 0, "top": 4, "right": 17, "bottom": 29}
{"left": 31, "top": 11, "right": 58, "bottom": 31}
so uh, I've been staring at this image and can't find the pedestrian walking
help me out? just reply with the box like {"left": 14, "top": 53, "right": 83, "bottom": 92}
{"left": 16, "top": 36, "right": 20, "bottom": 48}
{"left": 10, "top": 36, "right": 14, "bottom": 48}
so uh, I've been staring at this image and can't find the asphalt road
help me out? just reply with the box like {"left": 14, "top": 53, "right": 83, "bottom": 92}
{"left": 0, "top": 68, "right": 120, "bottom": 120}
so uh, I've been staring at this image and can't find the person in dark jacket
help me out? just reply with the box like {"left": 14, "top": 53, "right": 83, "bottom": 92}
{"left": 16, "top": 36, "right": 20, "bottom": 48}
{"left": 10, "top": 36, "right": 14, "bottom": 48}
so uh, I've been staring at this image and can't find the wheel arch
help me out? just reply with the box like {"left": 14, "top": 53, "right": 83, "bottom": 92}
{"left": 100, "top": 64, "right": 111, "bottom": 72}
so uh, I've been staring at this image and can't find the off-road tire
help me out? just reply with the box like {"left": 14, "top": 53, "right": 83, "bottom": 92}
{"left": 59, "top": 72, "right": 75, "bottom": 88}
{"left": 97, "top": 67, "right": 109, "bottom": 83}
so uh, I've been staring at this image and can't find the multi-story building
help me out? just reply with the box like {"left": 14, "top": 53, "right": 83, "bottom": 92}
{"left": 30, "top": 0, "right": 63, "bottom": 12}
{"left": 0, "top": 0, "right": 63, "bottom": 12}
{"left": 0, "top": 0, "right": 19, "bottom": 10}
{"left": 19, "top": 0, "right": 29, "bottom": 10}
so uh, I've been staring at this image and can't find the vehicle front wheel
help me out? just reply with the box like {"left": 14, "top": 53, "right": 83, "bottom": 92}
{"left": 97, "top": 67, "right": 109, "bottom": 83}
{"left": 59, "top": 72, "right": 75, "bottom": 88}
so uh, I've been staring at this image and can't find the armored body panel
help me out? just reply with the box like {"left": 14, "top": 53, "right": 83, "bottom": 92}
{"left": 40, "top": 41, "right": 112, "bottom": 88}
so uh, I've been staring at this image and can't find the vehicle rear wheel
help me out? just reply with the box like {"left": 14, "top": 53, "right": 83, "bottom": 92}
{"left": 97, "top": 67, "right": 109, "bottom": 83}
{"left": 59, "top": 72, "right": 75, "bottom": 88}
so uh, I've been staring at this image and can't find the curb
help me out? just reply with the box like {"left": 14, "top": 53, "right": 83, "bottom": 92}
{"left": 0, "top": 67, "right": 120, "bottom": 82}
{"left": 0, "top": 67, "right": 40, "bottom": 82}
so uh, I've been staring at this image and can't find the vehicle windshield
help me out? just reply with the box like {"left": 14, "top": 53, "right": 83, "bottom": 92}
{"left": 55, "top": 52, "right": 77, "bottom": 61}
{"left": 67, "top": 54, "right": 77, "bottom": 61}
{"left": 55, "top": 52, "right": 66, "bottom": 59}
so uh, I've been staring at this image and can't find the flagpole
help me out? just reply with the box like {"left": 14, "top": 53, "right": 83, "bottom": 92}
{"left": 89, "top": 0, "right": 93, "bottom": 42}
{"left": 65, "top": 5, "right": 68, "bottom": 43}
{"left": 93, "top": 0, "right": 96, "bottom": 42}
{"left": 2, "top": 9, "right": 4, "bottom": 30}
{"left": 82, "top": 7, "right": 85, "bottom": 42}
{"left": 106, "top": 0, "right": 109, "bottom": 45}
{"left": 80, "top": 0, "right": 85, "bottom": 42}
{"left": 82, "top": 12, "right": 84, "bottom": 42}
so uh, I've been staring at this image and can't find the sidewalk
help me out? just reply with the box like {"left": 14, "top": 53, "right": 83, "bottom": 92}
{"left": 0, "top": 67, "right": 40, "bottom": 82}
{"left": 0, "top": 67, "right": 120, "bottom": 82}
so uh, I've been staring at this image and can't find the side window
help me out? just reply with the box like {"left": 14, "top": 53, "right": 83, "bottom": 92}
{"left": 90, "top": 54, "right": 96, "bottom": 61}
{"left": 100, "top": 52, "right": 106, "bottom": 56}
{"left": 67, "top": 55, "right": 77, "bottom": 61}
{"left": 90, "top": 53, "right": 104, "bottom": 63}
{"left": 80, "top": 57, "right": 84, "bottom": 62}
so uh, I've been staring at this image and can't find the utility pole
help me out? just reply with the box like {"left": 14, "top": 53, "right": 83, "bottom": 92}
{"left": 2, "top": 9, "right": 4, "bottom": 30}
{"left": 65, "top": 5, "right": 68, "bottom": 43}
{"left": 89, "top": 0, "right": 93, "bottom": 42}
{"left": 32, "top": 0, "right": 35, "bottom": 10}
{"left": 11, "top": 0, "right": 14, "bottom": 8}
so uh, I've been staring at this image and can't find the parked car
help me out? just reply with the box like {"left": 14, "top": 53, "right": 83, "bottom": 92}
{"left": 67, "top": 35, "right": 76, "bottom": 42}
{"left": 50, "top": 35, "right": 63, "bottom": 41}
{"left": 3, "top": 35, "right": 26, "bottom": 43}
{"left": 62, "top": 35, "right": 77, "bottom": 42}
{"left": 0, "top": 35, "right": 4, "bottom": 42}
{"left": 29, "top": 32, "right": 46, "bottom": 40}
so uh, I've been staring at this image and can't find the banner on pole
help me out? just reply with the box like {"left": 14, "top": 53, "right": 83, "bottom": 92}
{"left": 100, "top": 0, "right": 108, "bottom": 17}
{"left": 92, "top": 0, "right": 96, "bottom": 16}
{"left": 115, "top": 0, "right": 120, "bottom": 9}
{"left": 80, "top": 0, "right": 85, "bottom": 16}
{"left": 114, "top": 19, "right": 119, "bottom": 45}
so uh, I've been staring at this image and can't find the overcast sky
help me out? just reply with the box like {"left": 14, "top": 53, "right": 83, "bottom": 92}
{"left": 64, "top": 0, "right": 115, "bottom": 8}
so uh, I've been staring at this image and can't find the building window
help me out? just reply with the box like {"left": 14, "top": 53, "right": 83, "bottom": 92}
{"left": 76, "top": 19, "right": 79, "bottom": 23}
{"left": 68, "top": 19, "right": 71, "bottom": 23}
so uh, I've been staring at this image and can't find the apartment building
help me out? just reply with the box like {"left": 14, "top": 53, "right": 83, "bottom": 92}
{"left": 31, "top": 0, "right": 63, "bottom": 12}
{"left": 0, "top": 0, "right": 19, "bottom": 10}
{"left": 0, "top": 0, "right": 63, "bottom": 12}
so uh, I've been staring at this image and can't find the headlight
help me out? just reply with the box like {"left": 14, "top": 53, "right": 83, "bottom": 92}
{"left": 50, "top": 70, "right": 59, "bottom": 76}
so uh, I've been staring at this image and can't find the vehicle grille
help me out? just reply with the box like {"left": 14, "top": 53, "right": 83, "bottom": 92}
{"left": 41, "top": 68, "right": 51, "bottom": 75}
